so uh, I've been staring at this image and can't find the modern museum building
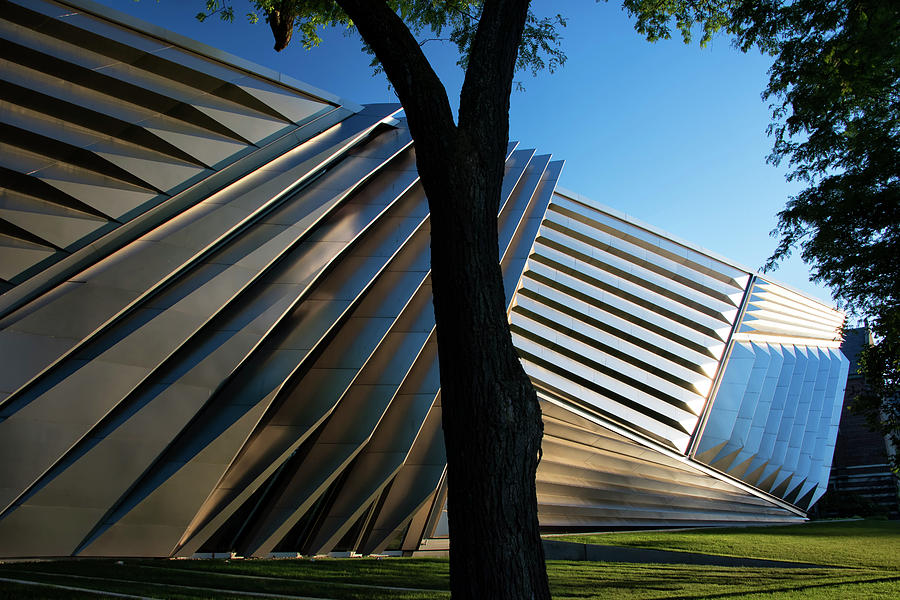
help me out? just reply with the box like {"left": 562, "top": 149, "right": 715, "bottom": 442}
{"left": 0, "top": 0, "right": 849, "bottom": 558}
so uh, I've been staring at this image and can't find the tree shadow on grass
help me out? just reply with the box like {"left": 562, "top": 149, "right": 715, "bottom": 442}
{"left": 546, "top": 562, "right": 898, "bottom": 599}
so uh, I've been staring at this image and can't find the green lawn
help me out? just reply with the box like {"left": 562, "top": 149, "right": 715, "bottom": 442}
{"left": 0, "top": 558, "right": 450, "bottom": 599}
{"left": 553, "top": 518, "right": 900, "bottom": 569}
{"left": 0, "top": 519, "right": 897, "bottom": 599}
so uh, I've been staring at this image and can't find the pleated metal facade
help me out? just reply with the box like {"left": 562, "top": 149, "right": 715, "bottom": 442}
{"left": 0, "top": 0, "right": 848, "bottom": 558}
{"left": 692, "top": 280, "right": 849, "bottom": 511}
{"left": 505, "top": 190, "right": 846, "bottom": 537}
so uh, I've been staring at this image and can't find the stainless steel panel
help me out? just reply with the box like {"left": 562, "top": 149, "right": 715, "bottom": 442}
{"left": 0, "top": 0, "right": 849, "bottom": 560}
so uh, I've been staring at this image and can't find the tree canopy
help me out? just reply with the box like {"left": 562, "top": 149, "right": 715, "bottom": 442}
{"left": 757, "top": 1, "right": 898, "bottom": 315}
{"left": 198, "top": 0, "right": 567, "bottom": 73}
{"left": 747, "top": 0, "right": 899, "bottom": 466}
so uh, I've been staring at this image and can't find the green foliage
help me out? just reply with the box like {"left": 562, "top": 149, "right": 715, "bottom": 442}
{"left": 197, "top": 1, "right": 350, "bottom": 50}
{"left": 195, "top": 1, "right": 566, "bottom": 75}
{"left": 814, "top": 488, "right": 888, "bottom": 519}
{"left": 515, "top": 11, "right": 567, "bottom": 76}
{"left": 757, "top": 2, "right": 899, "bottom": 309}
{"left": 620, "top": 0, "right": 745, "bottom": 47}
{"left": 852, "top": 307, "right": 900, "bottom": 470}
{"left": 196, "top": 0, "right": 257, "bottom": 25}
{"left": 722, "top": 1, "right": 900, "bottom": 468}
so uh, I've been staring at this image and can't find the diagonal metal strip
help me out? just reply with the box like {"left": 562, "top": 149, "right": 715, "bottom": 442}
{"left": 357, "top": 153, "right": 562, "bottom": 555}
{"left": 304, "top": 341, "right": 440, "bottom": 555}
{"left": 241, "top": 284, "right": 438, "bottom": 557}
{"left": 0, "top": 104, "right": 352, "bottom": 320}
{"left": 77, "top": 152, "right": 431, "bottom": 557}
{"left": 188, "top": 147, "right": 556, "bottom": 557}
{"left": 0, "top": 107, "right": 399, "bottom": 409}
{"left": 169, "top": 170, "right": 430, "bottom": 556}
{"left": 0, "top": 120, "right": 411, "bottom": 535}
{"left": 335, "top": 153, "right": 559, "bottom": 556}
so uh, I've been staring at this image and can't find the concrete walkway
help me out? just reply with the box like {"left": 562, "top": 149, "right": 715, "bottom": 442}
{"left": 542, "top": 539, "right": 828, "bottom": 568}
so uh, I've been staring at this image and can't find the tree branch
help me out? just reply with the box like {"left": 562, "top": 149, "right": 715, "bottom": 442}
{"left": 334, "top": 0, "right": 457, "bottom": 150}
{"left": 419, "top": 37, "right": 451, "bottom": 47}
{"left": 457, "top": 0, "right": 530, "bottom": 155}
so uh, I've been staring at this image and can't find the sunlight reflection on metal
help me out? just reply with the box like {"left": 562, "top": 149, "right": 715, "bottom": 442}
{"left": 0, "top": 0, "right": 848, "bottom": 559}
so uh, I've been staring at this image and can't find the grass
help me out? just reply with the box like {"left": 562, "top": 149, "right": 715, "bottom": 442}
{"left": 0, "top": 519, "right": 897, "bottom": 598}
{"left": 546, "top": 562, "right": 898, "bottom": 599}
{"left": 553, "top": 518, "right": 900, "bottom": 569}
{"left": 0, "top": 558, "right": 450, "bottom": 599}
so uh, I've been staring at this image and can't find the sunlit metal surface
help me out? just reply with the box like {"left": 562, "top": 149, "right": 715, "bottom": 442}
{"left": 500, "top": 190, "right": 846, "bottom": 533}
{"left": 513, "top": 189, "right": 749, "bottom": 453}
{"left": 417, "top": 191, "right": 846, "bottom": 544}
{"left": 0, "top": 0, "right": 354, "bottom": 303}
{"left": 693, "top": 278, "right": 848, "bottom": 510}
{"left": 0, "top": 0, "right": 848, "bottom": 559}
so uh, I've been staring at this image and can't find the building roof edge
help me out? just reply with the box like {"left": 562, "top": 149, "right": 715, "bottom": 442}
{"left": 553, "top": 185, "right": 840, "bottom": 314}
{"left": 52, "top": 0, "right": 364, "bottom": 113}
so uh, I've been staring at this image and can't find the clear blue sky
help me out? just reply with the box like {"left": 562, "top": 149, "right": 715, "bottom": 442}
{"left": 97, "top": 0, "right": 833, "bottom": 305}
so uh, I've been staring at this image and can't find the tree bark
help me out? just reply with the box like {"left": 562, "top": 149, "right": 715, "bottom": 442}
{"left": 334, "top": 1, "right": 550, "bottom": 598}
{"left": 267, "top": 1, "right": 296, "bottom": 51}
{"left": 426, "top": 147, "right": 549, "bottom": 600}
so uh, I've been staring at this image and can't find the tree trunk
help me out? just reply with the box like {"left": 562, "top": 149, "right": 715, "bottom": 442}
{"left": 424, "top": 142, "right": 549, "bottom": 599}
{"left": 331, "top": 1, "right": 550, "bottom": 597}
